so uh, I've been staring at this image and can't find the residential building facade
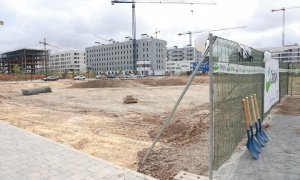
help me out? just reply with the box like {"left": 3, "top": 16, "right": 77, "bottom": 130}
{"left": 166, "top": 46, "right": 202, "bottom": 74}
{"left": 49, "top": 50, "right": 86, "bottom": 75}
{"left": 259, "top": 44, "right": 300, "bottom": 63}
{"left": 85, "top": 35, "right": 167, "bottom": 76}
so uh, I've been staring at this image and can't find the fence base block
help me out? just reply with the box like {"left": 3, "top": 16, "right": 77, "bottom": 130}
{"left": 174, "top": 171, "right": 217, "bottom": 180}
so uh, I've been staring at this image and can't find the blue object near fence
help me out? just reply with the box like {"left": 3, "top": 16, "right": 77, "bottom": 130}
{"left": 193, "top": 62, "right": 209, "bottom": 73}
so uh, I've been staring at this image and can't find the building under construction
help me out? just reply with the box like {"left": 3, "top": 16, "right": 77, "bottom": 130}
{"left": 0, "top": 48, "right": 48, "bottom": 74}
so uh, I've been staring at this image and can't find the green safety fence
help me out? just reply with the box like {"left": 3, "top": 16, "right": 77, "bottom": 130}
{"left": 289, "top": 63, "right": 300, "bottom": 96}
{"left": 212, "top": 37, "right": 264, "bottom": 168}
{"left": 211, "top": 36, "right": 290, "bottom": 169}
{"left": 279, "top": 62, "right": 289, "bottom": 99}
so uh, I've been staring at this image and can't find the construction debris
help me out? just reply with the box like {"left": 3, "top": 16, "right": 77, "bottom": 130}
{"left": 21, "top": 87, "right": 52, "bottom": 95}
{"left": 123, "top": 95, "right": 138, "bottom": 104}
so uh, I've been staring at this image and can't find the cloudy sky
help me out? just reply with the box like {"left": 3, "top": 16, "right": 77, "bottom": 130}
{"left": 0, "top": 0, "right": 299, "bottom": 53}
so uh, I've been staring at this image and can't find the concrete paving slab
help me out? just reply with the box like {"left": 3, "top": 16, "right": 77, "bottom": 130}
{"left": 0, "top": 121, "right": 156, "bottom": 180}
{"left": 214, "top": 114, "right": 300, "bottom": 180}
{"left": 174, "top": 171, "right": 214, "bottom": 180}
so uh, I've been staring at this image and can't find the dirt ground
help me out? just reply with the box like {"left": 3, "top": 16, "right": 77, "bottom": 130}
{"left": 273, "top": 96, "right": 300, "bottom": 115}
{"left": 0, "top": 76, "right": 209, "bottom": 180}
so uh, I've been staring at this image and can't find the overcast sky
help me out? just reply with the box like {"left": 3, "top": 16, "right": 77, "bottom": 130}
{"left": 0, "top": 0, "right": 300, "bottom": 53}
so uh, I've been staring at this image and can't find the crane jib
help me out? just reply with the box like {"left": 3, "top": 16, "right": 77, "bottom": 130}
{"left": 111, "top": 0, "right": 216, "bottom": 5}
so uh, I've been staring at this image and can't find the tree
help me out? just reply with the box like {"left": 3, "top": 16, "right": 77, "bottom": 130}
{"left": 12, "top": 64, "right": 21, "bottom": 74}
{"left": 12, "top": 64, "right": 22, "bottom": 81}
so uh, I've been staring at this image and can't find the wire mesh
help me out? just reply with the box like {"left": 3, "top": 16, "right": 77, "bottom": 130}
{"left": 279, "top": 61, "right": 289, "bottom": 99}
{"left": 289, "top": 63, "right": 300, "bottom": 96}
{"left": 212, "top": 37, "right": 265, "bottom": 169}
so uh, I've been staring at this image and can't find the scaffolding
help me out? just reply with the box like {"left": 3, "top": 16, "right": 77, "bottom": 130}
{"left": 0, "top": 48, "right": 48, "bottom": 74}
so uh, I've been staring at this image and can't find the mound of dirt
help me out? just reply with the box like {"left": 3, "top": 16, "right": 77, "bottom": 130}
{"left": 192, "top": 76, "right": 209, "bottom": 84}
{"left": 137, "top": 77, "right": 187, "bottom": 86}
{"left": 148, "top": 104, "right": 209, "bottom": 145}
{"left": 137, "top": 104, "right": 209, "bottom": 179}
{"left": 273, "top": 96, "right": 300, "bottom": 115}
{"left": 137, "top": 140, "right": 208, "bottom": 180}
{"left": 69, "top": 79, "right": 134, "bottom": 88}
{"left": 69, "top": 76, "right": 209, "bottom": 88}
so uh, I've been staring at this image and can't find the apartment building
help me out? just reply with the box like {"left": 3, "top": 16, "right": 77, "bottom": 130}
{"left": 166, "top": 46, "right": 202, "bottom": 74}
{"left": 49, "top": 50, "right": 86, "bottom": 75}
{"left": 259, "top": 44, "right": 300, "bottom": 63}
{"left": 85, "top": 34, "right": 167, "bottom": 76}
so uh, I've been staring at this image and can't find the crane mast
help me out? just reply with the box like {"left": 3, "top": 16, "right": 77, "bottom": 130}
{"left": 272, "top": 5, "right": 300, "bottom": 47}
{"left": 111, "top": 0, "right": 216, "bottom": 72}
{"left": 39, "top": 38, "right": 61, "bottom": 77}
{"left": 132, "top": 2, "right": 137, "bottom": 70}
{"left": 39, "top": 38, "right": 49, "bottom": 78}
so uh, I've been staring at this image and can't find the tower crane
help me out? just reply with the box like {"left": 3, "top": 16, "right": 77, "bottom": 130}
{"left": 149, "top": 29, "right": 160, "bottom": 39}
{"left": 94, "top": 34, "right": 115, "bottom": 44}
{"left": 178, "top": 26, "right": 247, "bottom": 47}
{"left": 271, "top": 5, "right": 300, "bottom": 47}
{"left": 39, "top": 38, "right": 60, "bottom": 77}
{"left": 111, "top": 0, "right": 216, "bottom": 70}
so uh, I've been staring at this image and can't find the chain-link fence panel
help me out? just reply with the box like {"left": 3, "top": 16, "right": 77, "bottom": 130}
{"left": 279, "top": 62, "right": 289, "bottom": 100}
{"left": 289, "top": 63, "right": 300, "bottom": 96}
{"left": 212, "top": 37, "right": 264, "bottom": 169}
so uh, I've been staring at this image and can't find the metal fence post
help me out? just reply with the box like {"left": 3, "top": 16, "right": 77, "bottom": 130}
{"left": 291, "top": 64, "right": 293, "bottom": 96}
{"left": 287, "top": 63, "right": 290, "bottom": 96}
{"left": 208, "top": 33, "right": 214, "bottom": 180}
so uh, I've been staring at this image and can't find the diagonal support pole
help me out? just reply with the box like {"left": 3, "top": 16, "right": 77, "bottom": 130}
{"left": 141, "top": 35, "right": 215, "bottom": 165}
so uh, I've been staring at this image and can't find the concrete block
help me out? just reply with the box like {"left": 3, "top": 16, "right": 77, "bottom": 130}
{"left": 173, "top": 171, "right": 217, "bottom": 180}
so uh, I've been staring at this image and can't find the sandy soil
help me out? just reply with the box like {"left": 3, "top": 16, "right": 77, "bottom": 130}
{"left": 272, "top": 96, "right": 300, "bottom": 115}
{"left": 0, "top": 76, "right": 209, "bottom": 179}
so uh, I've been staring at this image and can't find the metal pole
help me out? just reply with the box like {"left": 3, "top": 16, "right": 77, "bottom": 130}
{"left": 208, "top": 33, "right": 214, "bottom": 180}
{"left": 189, "top": 33, "right": 192, "bottom": 46}
{"left": 193, "top": 47, "right": 196, "bottom": 63}
{"left": 287, "top": 62, "right": 290, "bottom": 95}
{"left": 282, "top": 9, "right": 285, "bottom": 47}
{"left": 291, "top": 64, "right": 294, "bottom": 96}
{"left": 141, "top": 39, "right": 210, "bottom": 165}
{"left": 43, "top": 38, "right": 47, "bottom": 78}
{"left": 132, "top": 1, "right": 137, "bottom": 72}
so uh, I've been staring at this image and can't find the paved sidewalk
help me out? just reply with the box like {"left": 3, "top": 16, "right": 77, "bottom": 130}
{"left": 214, "top": 114, "right": 300, "bottom": 180}
{"left": 0, "top": 121, "right": 156, "bottom": 180}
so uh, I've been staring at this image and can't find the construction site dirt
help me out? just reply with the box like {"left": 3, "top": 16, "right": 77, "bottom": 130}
{"left": 273, "top": 96, "right": 300, "bottom": 115}
{"left": 0, "top": 76, "right": 209, "bottom": 180}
